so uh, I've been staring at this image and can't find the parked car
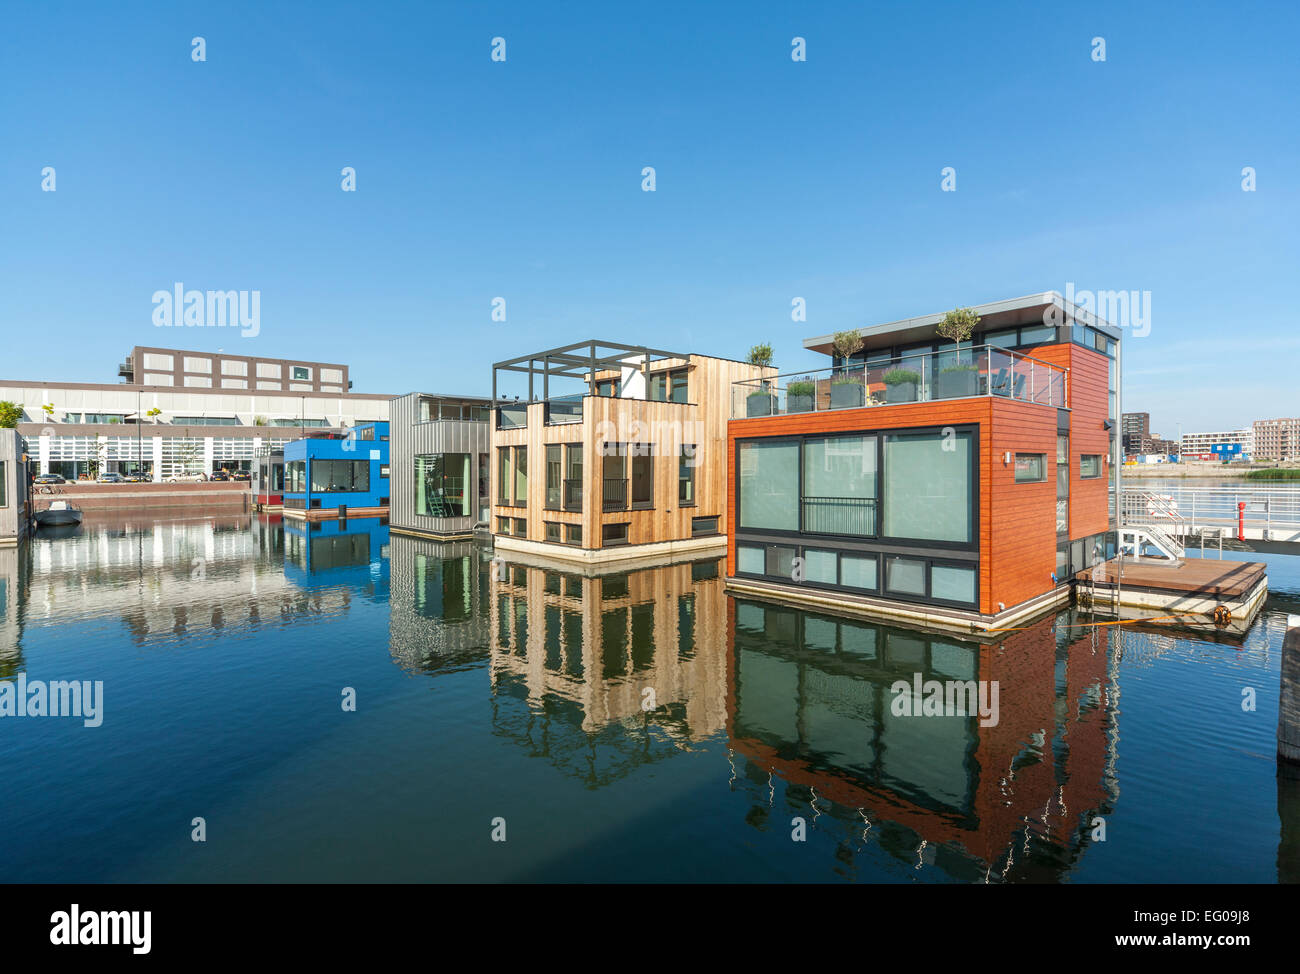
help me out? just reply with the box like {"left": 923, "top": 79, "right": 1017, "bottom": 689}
{"left": 33, "top": 474, "right": 66, "bottom": 485}
{"left": 123, "top": 472, "right": 151, "bottom": 483}
{"left": 231, "top": 470, "right": 251, "bottom": 482}
{"left": 164, "top": 472, "right": 207, "bottom": 483}
{"left": 210, "top": 470, "right": 231, "bottom": 482}
{"left": 98, "top": 473, "right": 126, "bottom": 484}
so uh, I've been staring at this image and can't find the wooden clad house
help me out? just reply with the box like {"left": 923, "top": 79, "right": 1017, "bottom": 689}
{"left": 491, "top": 341, "right": 772, "bottom": 565}
{"left": 726, "top": 293, "right": 1121, "bottom": 632}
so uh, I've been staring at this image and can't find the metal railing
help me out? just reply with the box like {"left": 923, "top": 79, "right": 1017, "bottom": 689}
{"left": 1116, "top": 484, "right": 1300, "bottom": 543}
{"left": 801, "top": 496, "right": 877, "bottom": 536}
{"left": 732, "top": 344, "right": 1068, "bottom": 419}
{"left": 603, "top": 477, "right": 628, "bottom": 511}
{"left": 563, "top": 478, "right": 583, "bottom": 511}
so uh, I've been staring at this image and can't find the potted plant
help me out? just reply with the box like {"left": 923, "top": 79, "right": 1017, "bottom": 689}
{"left": 936, "top": 361, "right": 979, "bottom": 398}
{"left": 830, "top": 329, "right": 865, "bottom": 407}
{"left": 745, "top": 343, "right": 776, "bottom": 416}
{"left": 787, "top": 379, "right": 816, "bottom": 413}
{"left": 883, "top": 368, "right": 921, "bottom": 403}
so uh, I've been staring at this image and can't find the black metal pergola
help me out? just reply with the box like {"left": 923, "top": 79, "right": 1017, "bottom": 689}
{"left": 491, "top": 340, "right": 689, "bottom": 403}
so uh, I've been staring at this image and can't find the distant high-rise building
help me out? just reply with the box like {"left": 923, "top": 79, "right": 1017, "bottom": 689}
{"left": 1253, "top": 417, "right": 1300, "bottom": 461}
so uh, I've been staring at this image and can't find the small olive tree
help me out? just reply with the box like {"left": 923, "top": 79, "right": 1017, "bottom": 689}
{"left": 936, "top": 307, "right": 980, "bottom": 344}
{"left": 747, "top": 343, "right": 774, "bottom": 368}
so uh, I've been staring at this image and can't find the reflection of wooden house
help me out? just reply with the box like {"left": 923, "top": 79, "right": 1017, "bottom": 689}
{"left": 489, "top": 557, "right": 730, "bottom": 739}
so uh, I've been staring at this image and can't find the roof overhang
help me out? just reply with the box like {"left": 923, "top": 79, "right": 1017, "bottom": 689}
{"left": 802, "top": 291, "right": 1123, "bottom": 356}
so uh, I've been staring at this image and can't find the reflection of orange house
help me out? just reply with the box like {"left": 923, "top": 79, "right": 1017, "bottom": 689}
{"left": 725, "top": 598, "right": 1116, "bottom": 877}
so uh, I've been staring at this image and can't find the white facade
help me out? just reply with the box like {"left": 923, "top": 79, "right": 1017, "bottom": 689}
{"left": 1179, "top": 428, "right": 1254, "bottom": 458}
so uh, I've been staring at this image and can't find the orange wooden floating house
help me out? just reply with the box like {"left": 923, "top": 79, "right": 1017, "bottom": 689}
{"left": 726, "top": 292, "right": 1121, "bottom": 632}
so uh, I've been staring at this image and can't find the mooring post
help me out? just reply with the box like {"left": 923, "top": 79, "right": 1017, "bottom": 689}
{"left": 1281, "top": 616, "right": 1300, "bottom": 769}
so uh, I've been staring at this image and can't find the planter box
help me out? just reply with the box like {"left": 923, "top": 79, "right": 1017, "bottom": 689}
{"left": 787, "top": 394, "right": 814, "bottom": 413}
{"left": 885, "top": 381, "right": 918, "bottom": 403}
{"left": 746, "top": 395, "right": 773, "bottom": 417}
{"left": 935, "top": 370, "right": 978, "bottom": 399}
{"left": 830, "top": 383, "right": 865, "bottom": 408}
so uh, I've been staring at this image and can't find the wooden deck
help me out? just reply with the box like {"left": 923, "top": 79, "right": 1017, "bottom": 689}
{"left": 1076, "top": 557, "right": 1267, "bottom": 598}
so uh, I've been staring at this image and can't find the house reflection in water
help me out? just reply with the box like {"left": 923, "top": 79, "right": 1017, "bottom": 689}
{"left": 283, "top": 516, "right": 390, "bottom": 597}
{"left": 489, "top": 557, "right": 730, "bottom": 783}
{"left": 388, "top": 533, "right": 492, "bottom": 674}
{"left": 727, "top": 599, "right": 1120, "bottom": 880}
{"left": 486, "top": 555, "right": 1123, "bottom": 878}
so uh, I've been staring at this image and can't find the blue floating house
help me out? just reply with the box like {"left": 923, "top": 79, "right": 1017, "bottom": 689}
{"left": 283, "top": 421, "right": 390, "bottom": 519}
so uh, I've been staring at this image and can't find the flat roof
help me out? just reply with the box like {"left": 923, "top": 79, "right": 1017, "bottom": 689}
{"left": 802, "top": 291, "right": 1124, "bottom": 354}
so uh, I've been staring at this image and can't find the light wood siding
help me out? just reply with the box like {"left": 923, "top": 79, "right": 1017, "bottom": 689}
{"left": 390, "top": 392, "right": 491, "bottom": 537}
{"left": 492, "top": 354, "right": 770, "bottom": 550}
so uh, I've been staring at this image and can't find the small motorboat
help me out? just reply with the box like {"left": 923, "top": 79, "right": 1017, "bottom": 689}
{"left": 35, "top": 501, "right": 84, "bottom": 527}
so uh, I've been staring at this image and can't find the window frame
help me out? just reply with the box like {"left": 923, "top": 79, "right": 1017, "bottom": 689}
{"left": 1080, "top": 453, "right": 1103, "bottom": 479}
{"left": 1014, "top": 452, "right": 1047, "bottom": 484}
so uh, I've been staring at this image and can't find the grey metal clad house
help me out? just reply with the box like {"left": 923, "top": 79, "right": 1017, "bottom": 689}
{"left": 1, "top": 430, "right": 31, "bottom": 545}
{"left": 389, "top": 392, "right": 492, "bottom": 540}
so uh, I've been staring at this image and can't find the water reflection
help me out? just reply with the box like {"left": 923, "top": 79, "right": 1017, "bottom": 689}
{"left": 2, "top": 516, "right": 1295, "bottom": 882}
{"left": 388, "top": 533, "right": 491, "bottom": 673}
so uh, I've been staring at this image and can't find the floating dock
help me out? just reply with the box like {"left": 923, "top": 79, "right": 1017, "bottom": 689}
{"left": 1075, "top": 556, "right": 1268, "bottom": 635}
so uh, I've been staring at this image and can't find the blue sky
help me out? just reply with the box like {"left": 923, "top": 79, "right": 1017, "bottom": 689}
{"left": 2, "top": 0, "right": 1296, "bottom": 435}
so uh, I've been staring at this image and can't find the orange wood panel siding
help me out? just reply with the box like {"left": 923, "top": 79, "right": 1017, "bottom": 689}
{"left": 987, "top": 398, "right": 1059, "bottom": 613}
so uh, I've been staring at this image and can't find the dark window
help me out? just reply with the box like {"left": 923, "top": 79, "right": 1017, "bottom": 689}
{"left": 691, "top": 515, "right": 718, "bottom": 536}
{"left": 679, "top": 446, "right": 696, "bottom": 505}
{"left": 544, "top": 521, "right": 561, "bottom": 542}
{"left": 602, "top": 522, "right": 629, "bottom": 546}
{"left": 545, "top": 444, "right": 562, "bottom": 509}
{"left": 565, "top": 523, "right": 582, "bottom": 545}
{"left": 630, "top": 444, "right": 653, "bottom": 509}
{"left": 309, "top": 459, "right": 370, "bottom": 492}
{"left": 1080, "top": 454, "right": 1102, "bottom": 478}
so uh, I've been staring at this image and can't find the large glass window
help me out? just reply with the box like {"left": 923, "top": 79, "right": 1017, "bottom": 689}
{"left": 885, "top": 556, "right": 927, "bottom": 596}
{"left": 803, "top": 549, "right": 837, "bottom": 584}
{"left": 415, "top": 453, "right": 470, "bottom": 517}
{"left": 841, "top": 554, "right": 878, "bottom": 590}
{"left": 803, "top": 435, "right": 877, "bottom": 535}
{"left": 286, "top": 460, "right": 306, "bottom": 492}
{"left": 310, "top": 459, "right": 370, "bottom": 492}
{"left": 497, "top": 447, "right": 512, "bottom": 504}
{"left": 737, "top": 545, "right": 764, "bottom": 575}
{"left": 514, "top": 446, "right": 527, "bottom": 505}
{"left": 738, "top": 440, "right": 799, "bottom": 531}
{"left": 883, "top": 431, "right": 973, "bottom": 543}
{"left": 564, "top": 444, "right": 583, "bottom": 510}
{"left": 649, "top": 368, "right": 689, "bottom": 403}
{"left": 545, "top": 444, "right": 562, "bottom": 509}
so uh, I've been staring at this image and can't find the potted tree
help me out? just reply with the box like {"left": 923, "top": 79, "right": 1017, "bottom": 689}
{"left": 936, "top": 361, "right": 979, "bottom": 398}
{"left": 883, "top": 368, "right": 921, "bottom": 403}
{"left": 745, "top": 343, "right": 775, "bottom": 417}
{"left": 830, "top": 329, "right": 866, "bottom": 408}
{"left": 787, "top": 378, "right": 816, "bottom": 413}
{"left": 935, "top": 306, "right": 980, "bottom": 398}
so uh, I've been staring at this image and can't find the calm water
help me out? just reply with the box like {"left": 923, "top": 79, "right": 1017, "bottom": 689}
{"left": 2, "top": 513, "right": 1297, "bottom": 883}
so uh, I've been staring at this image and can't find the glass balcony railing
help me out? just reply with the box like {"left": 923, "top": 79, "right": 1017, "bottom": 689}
{"left": 732, "top": 344, "right": 1068, "bottom": 419}
{"left": 496, "top": 403, "right": 528, "bottom": 430}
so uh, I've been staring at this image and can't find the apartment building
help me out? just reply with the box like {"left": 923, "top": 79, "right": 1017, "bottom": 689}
{"left": 726, "top": 292, "right": 1119, "bottom": 633}
{"left": 1252, "top": 417, "right": 1300, "bottom": 461}
{"left": 1180, "top": 428, "right": 1253, "bottom": 461}
{"left": 0, "top": 346, "right": 392, "bottom": 481}
{"left": 490, "top": 341, "right": 771, "bottom": 565}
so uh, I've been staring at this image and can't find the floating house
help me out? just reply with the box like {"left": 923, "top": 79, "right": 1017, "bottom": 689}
{"left": 283, "top": 421, "right": 390, "bottom": 520}
{"left": 490, "top": 341, "right": 772, "bottom": 565}
{"left": 726, "top": 293, "right": 1120, "bottom": 632}
{"left": 388, "top": 392, "right": 493, "bottom": 540}
{"left": 1, "top": 430, "right": 31, "bottom": 546}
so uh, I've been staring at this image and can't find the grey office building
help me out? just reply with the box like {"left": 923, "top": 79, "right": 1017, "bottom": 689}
{"left": 389, "top": 392, "right": 492, "bottom": 540}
